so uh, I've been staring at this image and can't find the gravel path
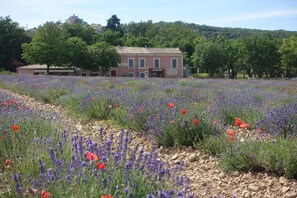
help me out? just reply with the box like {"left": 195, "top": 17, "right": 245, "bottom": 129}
{"left": 1, "top": 88, "right": 297, "bottom": 198}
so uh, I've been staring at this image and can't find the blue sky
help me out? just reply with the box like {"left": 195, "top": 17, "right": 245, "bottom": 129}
{"left": 1, "top": 0, "right": 297, "bottom": 31}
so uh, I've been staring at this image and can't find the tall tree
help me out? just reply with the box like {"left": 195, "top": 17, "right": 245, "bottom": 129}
{"left": 88, "top": 42, "right": 120, "bottom": 75}
{"left": 106, "top": 15, "right": 123, "bottom": 36}
{"left": 63, "top": 23, "right": 95, "bottom": 45}
{"left": 243, "top": 33, "right": 280, "bottom": 78}
{"left": 193, "top": 40, "right": 227, "bottom": 77}
{"left": 0, "top": 16, "right": 30, "bottom": 71}
{"left": 65, "top": 37, "right": 89, "bottom": 74}
{"left": 279, "top": 36, "right": 297, "bottom": 77}
{"left": 95, "top": 29, "right": 123, "bottom": 46}
{"left": 22, "top": 22, "right": 69, "bottom": 74}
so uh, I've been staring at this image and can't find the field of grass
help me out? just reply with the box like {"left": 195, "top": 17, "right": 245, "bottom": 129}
{"left": 0, "top": 75, "right": 297, "bottom": 197}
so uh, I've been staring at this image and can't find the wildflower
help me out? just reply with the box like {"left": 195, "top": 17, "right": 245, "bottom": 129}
{"left": 228, "top": 136, "right": 234, "bottom": 141}
{"left": 5, "top": 160, "right": 11, "bottom": 166}
{"left": 41, "top": 190, "right": 51, "bottom": 198}
{"left": 170, "top": 120, "right": 175, "bottom": 125}
{"left": 3, "top": 101, "right": 9, "bottom": 106}
{"left": 10, "top": 100, "right": 17, "bottom": 104}
{"left": 234, "top": 118, "right": 242, "bottom": 126}
{"left": 4, "top": 165, "right": 9, "bottom": 171}
{"left": 213, "top": 121, "right": 218, "bottom": 125}
{"left": 96, "top": 162, "right": 106, "bottom": 170}
{"left": 33, "top": 83, "right": 40, "bottom": 87}
{"left": 192, "top": 119, "right": 198, "bottom": 125}
{"left": 181, "top": 109, "right": 187, "bottom": 115}
{"left": 101, "top": 196, "right": 112, "bottom": 198}
{"left": 257, "top": 128, "right": 262, "bottom": 133}
{"left": 239, "top": 122, "right": 249, "bottom": 129}
{"left": 167, "top": 103, "right": 174, "bottom": 108}
{"left": 226, "top": 130, "right": 234, "bottom": 136}
{"left": 114, "top": 108, "right": 119, "bottom": 111}
{"left": 85, "top": 151, "right": 98, "bottom": 161}
{"left": 12, "top": 124, "right": 20, "bottom": 132}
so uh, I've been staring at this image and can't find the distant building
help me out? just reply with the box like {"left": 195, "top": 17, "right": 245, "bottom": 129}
{"left": 17, "top": 47, "right": 185, "bottom": 78}
{"left": 110, "top": 46, "right": 184, "bottom": 78}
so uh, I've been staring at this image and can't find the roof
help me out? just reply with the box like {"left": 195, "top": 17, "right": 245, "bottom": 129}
{"left": 116, "top": 46, "right": 182, "bottom": 54}
{"left": 19, "top": 64, "right": 67, "bottom": 69}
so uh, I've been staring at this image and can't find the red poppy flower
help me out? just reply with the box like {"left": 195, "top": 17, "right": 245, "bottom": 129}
{"left": 192, "top": 119, "right": 198, "bottom": 125}
{"left": 101, "top": 196, "right": 112, "bottom": 198}
{"left": 85, "top": 151, "right": 98, "bottom": 161}
{"left": 228, "top": 136, "right": 234, "bottom": 141}
{"left": 239, "top": 122, "right": 249, "bottom": 129}
{"left": 41, "top": 190, "right": 51, "bottom": 198}
{"left": 96, "top": 162, "right": 106, "bottom": 170}
{"left": 226, "top": 130, "right": 234, "bottom": 136}
{"left": 33, "top": 83, "right": 40, "bottom": 87}
{"left": 5, "top": 160, "right": 10, "bottom": 166}
{"left": 3, "top": 101, "right": 9, "bottom": 106}
{"left": 181, "top": 109, "right": 187, "bottom": 115}
{"left": 10, "top": 100, "right": 17, "bottom": 104}
{"left": 12, "top": 124, "right": 19, "bottom": 132}
{"left": 167, "top": 103, "right": 174, "bottom": 108}
{"left": 234, "top": 118, "right": 242, "bottom": 126}
{"left": 257, "top": 128, "right": 262, "bottom": 133}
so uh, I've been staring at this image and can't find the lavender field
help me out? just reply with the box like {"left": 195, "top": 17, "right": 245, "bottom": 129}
{"left": 0, "top": 75, "right": 297, "bottom": 197}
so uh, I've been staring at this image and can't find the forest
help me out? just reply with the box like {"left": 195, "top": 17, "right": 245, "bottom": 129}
{"left": 1, "top": 15, "right": 297, "bottom": 78}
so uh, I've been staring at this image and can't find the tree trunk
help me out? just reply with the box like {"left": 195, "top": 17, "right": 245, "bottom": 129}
{"left": 46, "top": 65, "right": 50, "bottom": 75}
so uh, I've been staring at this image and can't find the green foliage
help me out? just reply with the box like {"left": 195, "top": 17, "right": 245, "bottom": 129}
{"left": 279, "top": 36, "right": 297, "bottom": 77}
{"left": 88, "top": 42, "right": 120, "bottom": 73}
{"left": 195, "top": 134, "right": 231, "bottom": 156}
{"left": 219, "top": 138, "right": 297, "bottom": 179}
{"left": 38, "top": 88, "right": 69, "bottom": 104}
{"left": 63, "top": 23, "right": 95, "bottom": 45}
{"left": 0, "top": 16, "right": 30, "bottom": 72}
{"left": 192, "top": 73, "right": 209, "bottom": 78}
{"left": 243, "top": 33, "right": 280, "bottom": 77}
{"left": 82, "top": 97, "right": 116, "bottom": 120}
{"left": 106, "top": 15, "right": 123, "bottom": 36}
{"left": 66, "top": 37, "right": 89, "bottom": 70}
{"left": 21, "top": 22, "right": 69, "bottom": 73}
{"left": 95, "top": 29, "right": 123, "bottom": 46}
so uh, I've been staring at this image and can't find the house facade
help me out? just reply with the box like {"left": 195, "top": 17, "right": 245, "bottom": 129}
{"left": 17, "top": 47, "right": 184, "bottom": 78}
{"left": 110, "top": 46, "right": 183, "bottom": 78}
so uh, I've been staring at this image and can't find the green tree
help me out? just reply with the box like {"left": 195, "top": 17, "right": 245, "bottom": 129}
{"left": 0, "top": 16, "right": 30, "bottom": 72}
{"left": 22, "top": 22, "right": 69, "bottom": 74}
{"left": 243, "top": 33, "right": 280, "bottom": 78}
{"left": 279, "top": 36, "right": 297, "bottom": 77}
{"left": 65, "top": 37, "right": 89, "bottom": 74}
{"left": 95, "top": 29, "right": 123, "bottom": 46}
{"left": 106, "top": 15, "right": 123, "bottom": 36}
{"left": 193, "top": 39, "right": 227, "bottom": 77}
{"left": 88, "top": 42, "right": 120, "bottom": 75}
{"left": 63, "top": 23, "right": 95, "bottom": 45}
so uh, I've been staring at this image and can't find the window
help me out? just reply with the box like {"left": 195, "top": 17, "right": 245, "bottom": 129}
{"left": 139, "top": 72, "right": 145, "bottom": 78}
{"left": 127, "top": 72, "right": 134, "bottom": 77}
{"left": 139, "top": 58, "right": 146, "bottom": 68}
{"left": 154, "top": 58, "right": 160, "bottom": 68}
{"left": 128, "top": 58, "right": 134, "bottom": 68}
{"left": 171, "top": 59, "right": 177, "bottom": 68}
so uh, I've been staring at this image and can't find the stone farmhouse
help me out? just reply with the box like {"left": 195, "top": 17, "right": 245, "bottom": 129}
{"left": 17, "top": 46, "right": 186, "bottom": 78}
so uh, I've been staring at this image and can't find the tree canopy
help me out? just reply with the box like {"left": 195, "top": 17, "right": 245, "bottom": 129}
{"left": 22, "top": 22, "right": 69, "bottom": 74}
{"left": 0, "top": 16, "right": 30, "bottom": 71}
